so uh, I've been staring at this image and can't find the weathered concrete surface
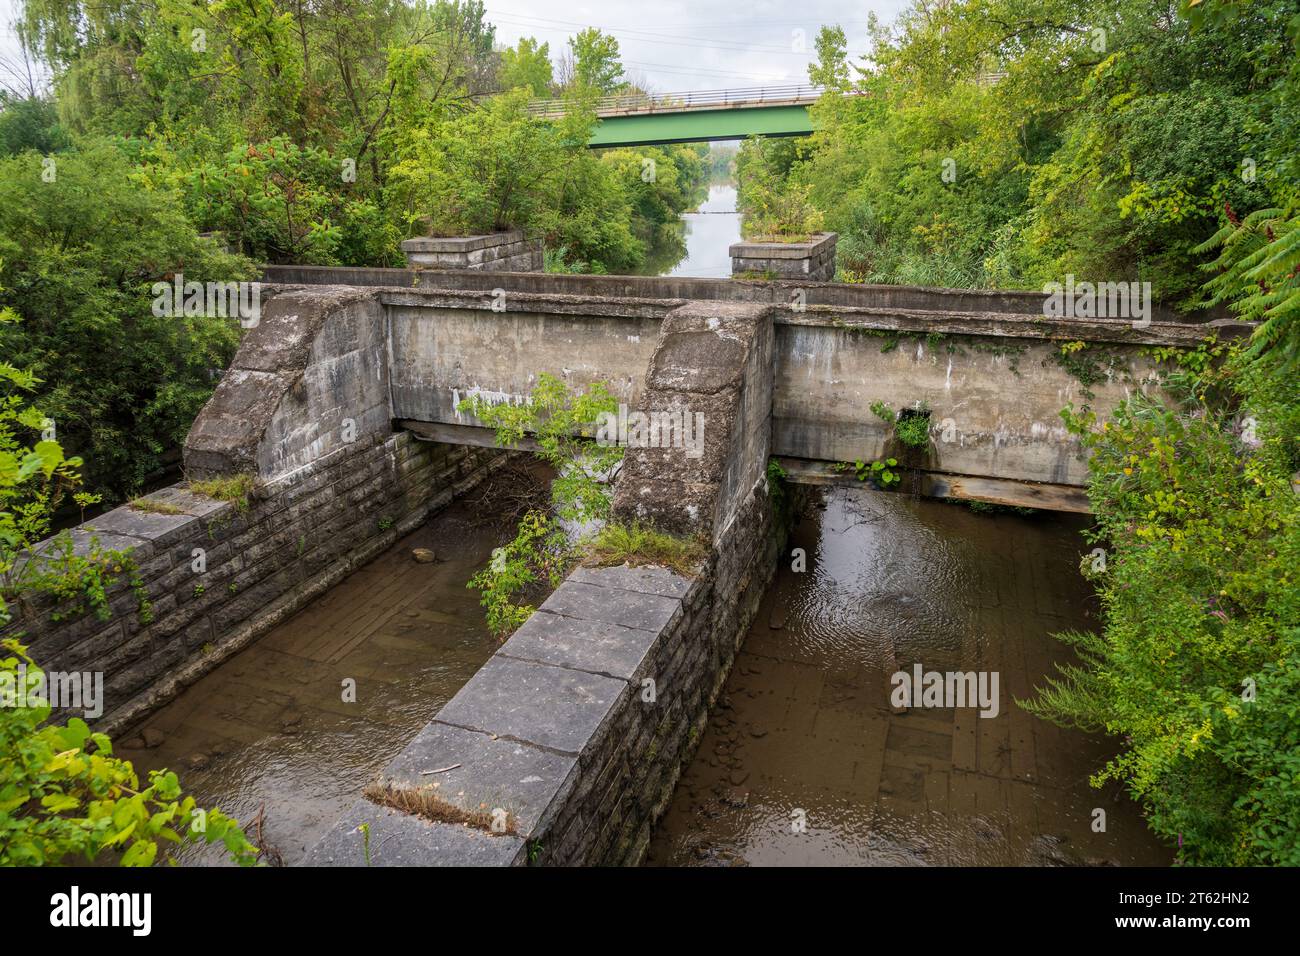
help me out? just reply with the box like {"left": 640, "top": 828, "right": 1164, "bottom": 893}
{"left": 385, "top": 297, "right": 671, "bottom": 427}
{"left": 772, "top": 319, "right": 1162, "bottom": 487}
{"left": 374, "top": 721, "right": 577, "bottom": 835}
{"left": 186, "top": 275, "right": 1247, "bottom": 506}
{"left": 304, "top": 799, "right": 525, "bottom": 866}
{"left": 437, "top": 654, "right": 628, "bottom": 754}
{"left": 778, "top": 456, "right": 1092, "bottom": 513}
{"left": 400, "top": 229, "right": 543, "bottom": 272}
{"left": 613, "top": 300, "right": 775, "bottom": 540}
{"left": 259, "top": 264, "right": 1231, "bottom": 323}
{"left": 184, "top": 286, "right": 389, "bottom": 482}
{"left": 731, "top": 232, "right": 836, "bottom": 282}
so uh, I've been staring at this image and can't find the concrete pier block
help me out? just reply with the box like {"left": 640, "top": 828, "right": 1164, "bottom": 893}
{"left": 730, "top": 231, "right": 837, "bottom": 281}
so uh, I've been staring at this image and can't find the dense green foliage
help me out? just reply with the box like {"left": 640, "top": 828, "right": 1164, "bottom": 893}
{"left": 984, "top": 2, "right": 1300, "bottom": 863}
{"left": 0, "top": 2, "right": 708, "bottom": 500}
{"left": 14, "top": 0, "right": 707, "bottom": 272}
{"left": 734, "top": 136, "right": 822, "bottom": 240}
{"left": 741, "top": 0, "right": 1297, "bottom": 305}
{"left": 1, "top": 640, "right": 259, "bottom": 866}
{"left": 1026, "top": 340, "right": 1299, "bottom": 864}
{"left": 0, "top": 144, "right": 254, "bottom": 499}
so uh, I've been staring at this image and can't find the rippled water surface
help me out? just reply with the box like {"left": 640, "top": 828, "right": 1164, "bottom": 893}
{"left": 646, "top": 487, "right": 1170, "bottom": 867}
{"left": 116, "top": 494, "right": 509, "bottom": 865}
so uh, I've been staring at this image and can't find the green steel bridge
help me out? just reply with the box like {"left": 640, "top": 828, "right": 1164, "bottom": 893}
{"left": 527, "top": 85, "right": 823, "bottom": 147}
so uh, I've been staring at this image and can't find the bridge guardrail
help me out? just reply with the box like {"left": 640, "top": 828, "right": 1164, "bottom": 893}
{"left": 525, "top": 84, "right": 825, "bottom": 120}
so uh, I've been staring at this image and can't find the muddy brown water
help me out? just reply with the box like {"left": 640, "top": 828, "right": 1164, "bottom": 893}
{"left": 115, "top": 494, "right": 514, "bottom": 866}
{"left": 645, "top": 486, "right": 1170, "bottom": 867}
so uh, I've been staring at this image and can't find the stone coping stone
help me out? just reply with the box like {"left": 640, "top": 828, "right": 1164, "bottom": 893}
{"left": 729, "top": 232, "right": 837, "bottom": 260}
{"left": 302, "top": 799, "right": 524, "bottom": 866}
{"left": 537, "top": 579, "right": 682, "bottom": 633}
{"left": 21, "top": 529, "right": 153, "bottom": 571}
{"left": 500, "top": 609, "right": 661, "bottom": 682}
{"left": 136, "top": 485, "right": 232, "bottom": 519}
{"left": 377, "top": 721, "right": 577, "bottom": 836}
{"left": 84, "top": 505, "right": 204, "bottom": 551}
{"left": 566, "top": 563, "right": 692, "bottom": 599}
{"left": 10, "top": 528, "right": 155, "bottom": 598}
{"left": 437, "top": 654, "right": 626, "bottom": 755}
{"left": 401, "top": 230, "right": 526, "bottom": 254}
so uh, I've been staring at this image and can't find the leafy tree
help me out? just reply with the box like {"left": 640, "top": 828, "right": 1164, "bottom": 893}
{"left": 499, "top": 37, "right": 553, "bottom": 97}
{"left": 0, "top": 95, "right": 70, "bottom": 157}
{"left": 388, "top": 88, "right": 581, "bottom": 235}
{"left": 765, "top": 0, "right": 1293, "bottom": 298}
{"left": 808, "top": 25, "right": 851, "bottom": 90}
{"left": 0, "top": 141, "right": 254, "bottom": 500}
{"left": 1018, "top": 0, "right": 1300, "bottom": 864}
{"left": 735, "top": 136, "right": 822, "bottom": 240}
{"left": 566, "top": 28, "right": 624, "bottom": 94}
{"left": 176, "top": 137, "right": 398, "bottom": 265}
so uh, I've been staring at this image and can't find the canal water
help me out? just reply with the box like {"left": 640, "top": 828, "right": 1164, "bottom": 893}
{"left": 645, "top": 486, "right": 1170, "bottom": 867}
{"left": 111, "top": 466, "right": 1167, "bottom": 867}
{"left": 645, "top": 183, "right": 742, "bottom": 279}
{"left": 115, "top": 485, "right": 518, "bottom": 865}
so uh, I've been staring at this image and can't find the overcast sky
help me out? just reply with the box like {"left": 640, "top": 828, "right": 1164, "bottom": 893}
{"left": 0, "top": 0, "right": 912, "bottom": 97}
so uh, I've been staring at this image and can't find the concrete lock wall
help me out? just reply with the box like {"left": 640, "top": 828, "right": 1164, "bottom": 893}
{"left": 383, "top": 291, "right": 674, "bottom": 427}
{"left": 353, "top": 281, "right": 1217, "bottom": 504}
{"left": 8, "top": 287, "right": 506, "bottom": 732}
{"left": 772, "top": 318, "right": 1160, "bottom": 489}
{"left": 306, "top": 301, "right": 783, "bottom": 866}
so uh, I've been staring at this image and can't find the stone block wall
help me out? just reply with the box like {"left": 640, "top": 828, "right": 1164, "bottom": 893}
{"left": 305, "top": 487, "right": 782, "bottom": 866}
{"left": 400, "top": 230, "right": 543, "bottom": 272}
{"left": 6, "top": 435, "right": 503, "bottom": 732}
{"left": 9, "top": 283, "right": 512, "bottom": 733}
{"left": 730, "top": 232, "right": 837, "bottom": 282}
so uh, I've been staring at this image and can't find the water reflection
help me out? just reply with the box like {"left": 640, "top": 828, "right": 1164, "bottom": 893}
{"left": 638, "top": 184, "right": 742, "bottom": 278}
{"left": 646, "top": 487, "right": 1170, "bottom": 867}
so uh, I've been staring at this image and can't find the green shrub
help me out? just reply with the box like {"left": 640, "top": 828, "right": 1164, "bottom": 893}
{"left": 458, "top": 374, "right": 622, "bottom": 638}
{"left": 1024, "top": 348, "right": 1300, "bottom": 864}
{"left": 0, "top": 142, "right": 254, "bottom": 501}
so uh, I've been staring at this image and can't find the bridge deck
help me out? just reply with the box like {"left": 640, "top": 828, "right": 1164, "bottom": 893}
{"left": 526, "top": 85, "right": 822, "bottom": 147}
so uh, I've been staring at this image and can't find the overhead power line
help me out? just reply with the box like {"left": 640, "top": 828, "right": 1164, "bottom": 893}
{"left": 487, "top": 10, "right": 870, "bottom": 58}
